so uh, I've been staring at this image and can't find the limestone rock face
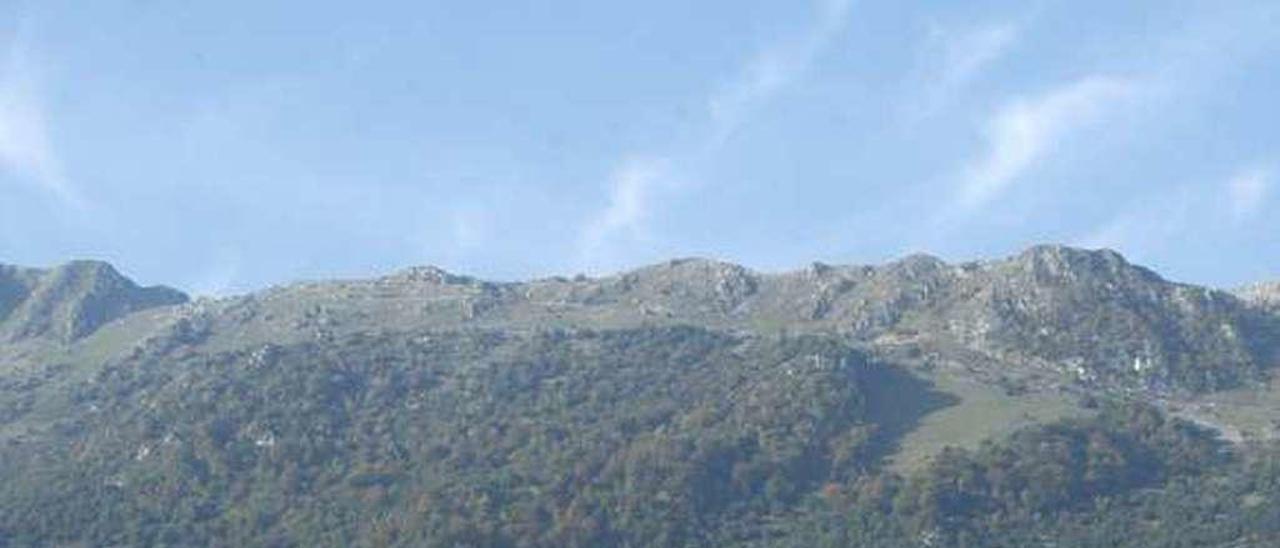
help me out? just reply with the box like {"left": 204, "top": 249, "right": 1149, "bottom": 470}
{"left": 924, "top": 246, "right": 1267, "bottom": 391}
{"left": 181, "top": 246, "right": 1272, "bottom": 393}
{"left": 725, "top": 245, "right": 1269, "bottom": 392}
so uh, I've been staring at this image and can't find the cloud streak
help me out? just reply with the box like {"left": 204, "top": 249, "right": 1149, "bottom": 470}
{"left": 0, "top": 32, "right": 80, "bottom": 207}
{"left": 708, "top": 0, "right": 853, "bottom": 146}
{"left": 937, "top": 23, "right": 1018, "bottom": 90}
{"left": 576, "top": 158, "right": 668, "bottom": 268}
{"left": 956, "top": 75, "right": 1138, "bottom": 210}
{"left": 1226, "top": 165, "right": 1273, "bottom": 222}
{"left": 905, "top": 21, "right": 1019, "bottom": 122}
{"left": 578, "top": 0, "right": 853, "bottom": 270}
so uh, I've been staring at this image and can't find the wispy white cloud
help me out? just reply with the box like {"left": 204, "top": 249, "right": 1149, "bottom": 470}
{"left": 937, "top": 23, "right": 1018, "bottom": 89}
{"left": 955, "top": 75, "right": 1138, "bottom": 210}
{"left": 906, "top": 21, "right": 1019, "bottom": 121}
{"left": 918, "top": 0, "right": 1279, "bottom": 258}
{"left": 708, "top": 0, "right": 852, "bottom": 147}
{"left": 576, "top": 158, "right": 669, "bottom": 268}
{"left": 0, "top": 32, "right": 81, "bottom": 207}
{"left": 578, "top": 0, "right": 852, "bottom": 270}
{"left": 1226, "top": 165, "right": 1273, "bottom": 222}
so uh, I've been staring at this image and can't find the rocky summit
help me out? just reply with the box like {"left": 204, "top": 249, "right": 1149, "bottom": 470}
{"left": 81, "top": 244, "right": 1268, "bottom": 395}
{"left": 1, "top": 245, "right": 1279, "bottom": 547}
{"left": 0, "top": 261, "right": 188, "bottom": 345}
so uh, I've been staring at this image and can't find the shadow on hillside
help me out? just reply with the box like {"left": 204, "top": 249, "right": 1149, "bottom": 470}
{"left": 859, "top": 361, "right": 960, "bottom": 470}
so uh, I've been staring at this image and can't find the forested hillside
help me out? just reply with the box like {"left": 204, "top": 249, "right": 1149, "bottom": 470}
{"left": 1, "top": 247, "right": 1278, "bottom": 547}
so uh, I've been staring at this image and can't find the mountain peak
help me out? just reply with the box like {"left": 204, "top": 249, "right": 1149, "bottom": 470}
{"left": 1001, "top": 244, "right": 1160, "bottom": 284}
{"left": 1014, "top": 244, "right": 1128, "bottom": 267}
{"left": 883, "top": 253, "right": 949, "bottom": 279}
{"left": 55, "top": 259, "right": 124, "bottom": 277}
{"left": 0, "top": 260, "right": 189, "bottom": 343}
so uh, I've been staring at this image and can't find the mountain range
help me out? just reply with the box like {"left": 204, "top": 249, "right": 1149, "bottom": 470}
{"left": 1, "top": 245, "right": 1278, "bottom": 546}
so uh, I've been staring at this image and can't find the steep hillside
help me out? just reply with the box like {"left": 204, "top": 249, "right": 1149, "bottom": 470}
{"left": 0, "top": 261, "right": 188, "bottom": 344}
{"left": 885, "top": 246, "right": 1273, "bottom": 393}
{"left": 2, "top": 246, "right": 1279, "bottom": 546}
{"left": 1, "top": 327, "right": 878, "bottom": 546}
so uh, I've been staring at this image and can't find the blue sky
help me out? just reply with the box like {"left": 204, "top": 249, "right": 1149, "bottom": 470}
{"left": 1, "top": 0, "right": 1277, "bottom": 294}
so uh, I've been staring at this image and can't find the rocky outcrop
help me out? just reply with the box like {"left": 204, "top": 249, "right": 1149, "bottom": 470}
{"left": 1236, "top": 281, "right": 1280, "bottom": 313}
{"left": 927, "top": 246, "right": 1264, "bottom": 391}
{"left": 545, "top": 245, "right": 1269, "bottom": 392}
{"left": 8, "top": 246, "right": 1266, "bottom": 394}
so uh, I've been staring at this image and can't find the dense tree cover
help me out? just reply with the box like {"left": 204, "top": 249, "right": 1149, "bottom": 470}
{"left": 0, "top": 326, "right": 877, "bottom": 547}
{"left": 774, "top": 404, "right": 1280, "bottom": 547}
{"left": 3, "top": 323, "right": 1279, "bottom": 547}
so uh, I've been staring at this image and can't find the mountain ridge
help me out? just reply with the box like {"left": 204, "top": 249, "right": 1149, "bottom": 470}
{"left": 239, "top": 244, "right": 1276, "bottom": 394}
{"left": 3, "top": 245, "right": 1280, "bottom": 546}
{"left": 6, "top": 244, "right": 1275, "bottom": 395}
{"left": 0, "top": 260, "right": 188, "bottom": 345}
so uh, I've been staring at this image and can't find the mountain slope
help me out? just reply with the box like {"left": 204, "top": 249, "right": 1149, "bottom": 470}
{"left": 1, "top": 326, "right": 877, "bottom": 546}
{"left": 94, "top": 245, "right": 1268, "bottom": 394}
{"left": 0, "top": 261, "right": 188, "bottom": 344}
{"left": 2, "top": 246, "right": 1279, "bottom": 547}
